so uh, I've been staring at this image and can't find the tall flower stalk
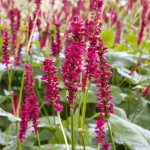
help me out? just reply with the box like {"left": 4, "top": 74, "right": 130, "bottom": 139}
{"left": 2, "top": 32, "right": 11, "bottom": 69}
{"left": 51, "top": 23, "right": 62, "bottom": 57}
{"left": 18, "top": 64, "right": 41, "bottom": 150}
{"left": 81, "top": 0, "right": 103, "bottom": 129}
{"left": 95, "top": 38, "right": 115, "bottom": 149}
{"left": 62, "top": 16, "right": 85, "bottom": 150}
{"left": 41, "top": 58, "right": 69, "bottom": 150}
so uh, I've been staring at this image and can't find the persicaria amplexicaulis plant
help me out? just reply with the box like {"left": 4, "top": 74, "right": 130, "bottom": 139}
{"left": 2, "top": 32, "right": 11, "bottom": 69}
{"left": 18, "top": 64, "right": 40, "bottom": 142}
{"left": 142, "top": 82, "right": 150, "bottom": 97}
{"left": 82, "top": 0, "right": 102, "bottom": 89}
{"left": 83, "top": 0, "right": 115, "bottom": 148}
{"left": 40, "top": 22, "right": 50, "bottom": 49}
{"left": 62, "top": 16, "right": 86, "bottom": 109}
{"left": 14, "top": 43, "right": 23, "bottom": 66}
{"left": 51, "top": 23, "right": 63, "bottom": 57}
{"left": 41, "top": 58, "right": 63, "bottom": 112}
{"left": 8, "top": 8, "right": 21, "bottom": 55}
{"left": 18, "top": 99, "right": 29, "bottom": 142}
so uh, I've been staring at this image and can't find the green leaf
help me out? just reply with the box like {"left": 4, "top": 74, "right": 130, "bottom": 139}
{"left": 0, "top": 107, "right": 20, "bottom": 122}
{"left": 125, "top": 34, "right": 137, "bottom": 46}
{"left": 0, "top": 130, "right": 14, "bottom": 145}
{"left": 110, "top": 114, "right": 150, "bottom": 150}
{"left": 113, "top": 107, "right": 127, "bottom": 119}
{"left": 0, "top": 70, "right": 6, "bottom": 82}
{"left": 31, "top": 144, "right": 96, "bottom": 150}
{"left": 134, "top": 104, "right": 150, "bottom": 129}
{"left": 114, "top": 44, "right": 129, "bottom": 52}
{"left": 105, "top": 52, "right": 136, "bottom": 68}
{"left": 39, "top": 116, "right": 59, "bottom": 128}
{"left": 100, "top": 29, "right": 115, "bottom": 47}
{"left": 0, "top": 95, "right": 10, "bottom": 104}
{"left": 117, "top": 67, "right": 141, "bottom": 84}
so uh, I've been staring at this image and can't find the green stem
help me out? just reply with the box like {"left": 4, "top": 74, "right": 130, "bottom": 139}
{"left": 81, "top": 133, "right": 86, "bottom": 150}
{"left": 6, "top": 123, "right": 13, "bottom": 150}
{"left": 132, "top": 94, "right": 141, "bottom": 122}
{"left": 65, "top": 100, "right": 69, "bottom": 130}
{"left": 81, "top": 78, "right": 89, "bottom": 129}
{"left": 36, "top": 132, "right": 42, "bottom": 150}
{"left": 107, "top": 119, "right": 116, "bottom": 150}
{"left": 8, "top": 69, "right": 16, "bottom": 115}
{"left": 98, "top": 143, "right": 100, "bottom": 150}
{"left": 71, "top": 108, "right": 75, "bottom": 150}
{"left": 35, "top": 85, "right": 52, "bottom": 126}
{"left": 78, "top": 94, "right": 83, "bottom": 128}
{"left": 16, "top": 122, "right": 21, "bottom": 150}
{"left": 57, "top": 112, "right": 69, "bottom": 150}
{"left": 17, "top": 68, "right": 25, "bottom": 117}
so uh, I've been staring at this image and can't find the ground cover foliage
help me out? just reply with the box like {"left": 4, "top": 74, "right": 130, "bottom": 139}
{"left": 0, "top": 0, "right": 150, "bottom": 150}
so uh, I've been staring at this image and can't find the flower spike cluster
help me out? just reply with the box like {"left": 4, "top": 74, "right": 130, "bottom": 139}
{"left": 40, "top": 22, "right": 50, "bottom": 49}
{"left": 51, "top": 23, "right": 62, "bottom": 57}
{"left": 95, "top": 38, "right": 114, "bottom": 148}
{"left": 142, "top": 82, "right": 150, "bottom": 97}
{"left": 14, "top": 43, "right": 23, "bottom": 66}
{"left": 18, "top": 63, "right": 40, "bottom": 142}
{"left": 115, "top": 21, "right": 121, "bottom": 44}
{"left": 8, "top": 8, "right": 21, "bottom": 55}
{"left": 84, "top": 0, "right": 115, "bottom": 148}
{"left": 2, "top": 32, "right": 11, "bottom": 69}
{"left": 82, "top": 0, "right": 103, "bottom": 89}
{"left": 95, "top": 39, "right": 114, "bottom": 119}
{"left": 24, "top": 64, "right": 40, "bottom": 133}
{"left": 41, "top": 58, "right": 63, "bottom": 112}
{"left": 62, "top": 16, "right": 86, "bottom": 108}
{"left": 18, "top": 102, "right": 29, "bottom": 142}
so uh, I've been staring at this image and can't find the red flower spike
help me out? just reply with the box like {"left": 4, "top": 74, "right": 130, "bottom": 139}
{"left": 142, "top": 83, "right": 150, "bottom": 97}
{"left": 51, "top": 23, "right": 62, "bottom": 57}
{"left": 2, "top": 32, "right": 11, "bottom": 69}
{"left": 23, "top": 64, "right": 40, "bottom": 133}
{"left": 41, "top": 58, "right": 63, "bottom": 113}
{"left": 14, "top": 43, "right": 23, "bottom": 66}
{"left": 18, "top": 103, "right": 29, "bottom": 142}
{"left": 82, "top": 0, "right": 103, "bottom": 90}
{"left": 62, "top": 16, "right": 86, "bottom": 108}
{"left": 8, "top": 8, "right": 21, "bottom": 55}
{"left": 115, "top": 21, "right": 121, "bottom": 44}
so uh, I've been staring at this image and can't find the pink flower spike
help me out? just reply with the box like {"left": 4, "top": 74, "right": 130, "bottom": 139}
{"left": 95, "top": 115, "right": 105, "bottom": 144}
{"left": 2, "top": 32, "right": 11, "bottom": 69}
{"left": 14, "top": 43, "right": 23, "bottom": 66}
{"left": 102, "top": 141, "right": 110, "bottom": 150}
{"left": 24, "top": 63, "right": 40, "bottom": 133}
{"left": 115, "top": 21, "right": 121, "bottom": 44}
{"left": 51, "top": 23, "right": 62, "bottom": 57}
{"left": 18, "top": 103, "right": 29, "bottom": 142}
{"left": 8, "top": 8, "right": 21, "bottom": 55}
{"left": 41, "top": 58, "right": 63, "bottom": 113}
{"left": 62, "top": 16, "right": 85, "bottom": 108}
{"left": 142, "top": 83, "right": 150, "bottom": 97}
